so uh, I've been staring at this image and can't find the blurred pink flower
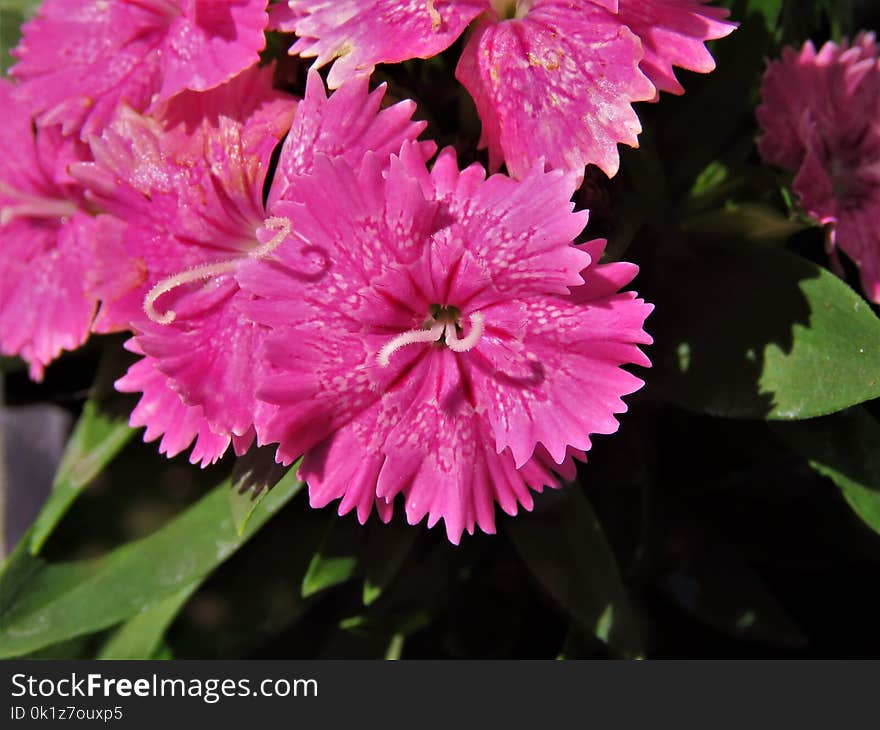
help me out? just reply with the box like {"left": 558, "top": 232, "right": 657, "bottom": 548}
{"left": 73, "top": 67, "right": 430, "bottom": 465}
{"left": 285, "top": 0, "right": 735, "bottom": 177}
{"left": 758, "top": 34, "right": 880, "bottom": 302}
{"left": 0, "top": 79, "right": 115, "bottom": 380}
{"left": 237, "top": 143, "right": 653, "bottom": 543}
{"left": 11, "top": 0, "right": 270, "bottom": 139}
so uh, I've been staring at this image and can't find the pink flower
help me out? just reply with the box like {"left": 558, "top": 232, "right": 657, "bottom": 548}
{"left": 73, "top": 67, "right": 431, "bottom": 465}
{"left": 757, "top": 34, "right": 880, "bottom": 302}
{"left": 0, "top": 79, "right": 115, "bottom": 380}
{"left": 237, "top": 143, "right": 653, "bottom": 543}
{"left": 285, "top": 0, "right": 735, "bottom": 177}
{"left": 11, "top": 0, "right": 270, "bottom": 139}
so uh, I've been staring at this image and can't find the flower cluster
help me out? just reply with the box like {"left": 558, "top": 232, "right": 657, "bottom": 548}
{"left": 0, "top": 0, "right": 733, "bottom": 541}
{"left": 758, "top": 34, "right": 880, "bottom": 302}
{"left": 285, "top": 0, "right": 735, "bottom": 178}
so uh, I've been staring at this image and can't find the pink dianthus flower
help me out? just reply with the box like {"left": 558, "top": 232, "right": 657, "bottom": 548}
{"left": 758, "top": 33, "right": 880, "bottom": 302}
{"left": 73, "top": 67, "right": 431, "bottom": 465}
{"left": 237, "top": 143, "right": 653, "bottom": 543}
{"left": 284, "top": 0, "right": 735, "bottom": 178}
{"left": 0, "top": 79, "right": 117, "bottom": 380}
{"left": 11, "top": 0, "right": 271, "bottom": 139}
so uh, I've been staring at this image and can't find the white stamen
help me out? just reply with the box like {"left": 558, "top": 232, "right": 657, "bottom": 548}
{"left": 250, "top": 216, "right": 292, "bottom": 258}
{"left": 445, "top": 313, "right": 485, "bottom": 353}
{"left": 377, "top": 311, "right": 486, "bottom": 367}
{"left": 144, "top": 260, "right": 239, "bottom": 325}
{"left": 0, "top": 181, "right": 79, "bottom": 225}
{"left": 143, "top": 216, "right": 293, "bottom": 325}
{"left": 377, "top": 322, "right": 445, "bottom": 367}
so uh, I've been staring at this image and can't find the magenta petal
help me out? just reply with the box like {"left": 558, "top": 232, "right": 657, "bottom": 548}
{"left": 0, "top": 216, "right": 96, "bottom": 380}
{"left": 758, "top": 34, "right": 880, "bottom": 303}
{"left": 269, "top": 70, "right": 432, "bottom": 206}
{"left": 468, "top": 283, "right": 653, "bottom": 467}
{"left": 12, "top": 0, "right": 268, "bottom": 139}
{"left": 156, "top": 0, "right": 268, "bottom": 101}
{"left": 116, "top": 354, "right": 231, "bottom": 467}
{"left": 135, "top": 285, "right": 269, "bottom": 439}
{"left": 456, "top": 1, "right": 655, "bottom": 178}
{"left": 0, "top": 80, "right": 97, "bottom": 378}
{"left": 615, "top": 0, "right": 736, "bottom": 97}
{"left": 289, "top": 0, "right": 488, "bottom": 88}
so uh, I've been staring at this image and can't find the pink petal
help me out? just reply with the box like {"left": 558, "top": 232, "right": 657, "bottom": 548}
{"left": 615, "top": 0, "right": 736, "bottom": 98}
{"left": 11, "top": 0, "right": 268, "bottom": 138}
{"left": 134, "top": 283, "right": 269, "bottom": 439}
{"left": 269, "top": 70, "right": 432, "bottom": 207}
{"left": 289, "top": 0, "right": 488, "bottom": 88}
{"left": 156, "top": 0, "right": 269, "bottom": 101}
{"left": 758, "top": 34, "right": 880, "bottom": 303}
{"left": 467, "top": 282, "right": 653, "bottom": 467}
{"left": 455, "top": 0, "right": 655, "bottom": 178}
{"left": 0, "top": 80, "right": 97, "bottom": 378}
{"left": 0, "top": 216, "right": 97, "bottom": 380}
{"left": 116, "top": 353, "right": 232, "bottom": 467}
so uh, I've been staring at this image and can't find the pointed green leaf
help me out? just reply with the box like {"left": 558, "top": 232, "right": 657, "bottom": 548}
{"left": 0, "top": 5, "right": 31, "bottom": 74}
{"left": 230, "top": 488, "right": 269, "bottom": 538}
{"left": 507, "top": 487, "right": 644, "bottom": 658}
{"left": 646, "top": 239, "right": 880, "bottom": 420}
{"left": 384, "top": 634, "right": 405, "bottom": 660}
{"left": 229, "top": 448, "right": 291, "bottom": 536}
{"left": 30, "top": 400, "right": 134, "bottom": 554}
{"left": 0, "top": 471, "right": 303, "bottom": 658}
{"left": 97, "top": 582, "right": 198, "bottom": 660}
{"left": 0, "top": 1, "right": 41, "bottom": 12}
{"left": 682, "top": 202, "right": 810, "bottom": 245}
{"left": 774, "top": 408, "right": 880, "bottom": 534}
{"left": 301, "top": 515, "right": 363, "bottom": 598}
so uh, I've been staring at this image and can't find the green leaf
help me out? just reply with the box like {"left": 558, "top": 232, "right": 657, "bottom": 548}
{"left": 30, "top": 400, "right": 134, "bottom": 554}
{"left": 744, "top": 0, "right": 784, "bottom": 30}
{"left": 644, "top": 238, "right": 880, "bottom": 420}
{"left": 507, "top": 487, "right": 644, "bottom": 658}
{"left": 0, "top": 0, "right": 41, "bottom": 12}
{"left": 384, "top": 633, "right": 405, "bottom": 660}
{"left": 17, "top": 635, "right": 96, "bottom": 660}
{"left": 774, "top": 408, "right": 880, "bottom": 534}
{"left": 0, "top": 1, "right": 38, "bottom": 73}
{"left": 96, "top": 583, "right": 198, "bottom": 660}
{"left": 362, "top": 518, "right": 417, "bottom": 606}
{"left": 229, "top": 447, "right": 292, "bottom": 536}
{"left": 301, "top": 515, "right": 363, "bottom": 598}
{"left": 682, "top": 202, "right": 810, "bottom": 245}
{"left": 1, "top": 9, "right": 23, "bottom": 74}
{"left": 0, "top": 471, "right": 303, "bottom": 658}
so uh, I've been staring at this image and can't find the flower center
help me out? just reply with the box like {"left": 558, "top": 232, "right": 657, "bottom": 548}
{"left": 143, "top": 216, "right": 292, "bottom": 325}
{"left": 377, "top": 305, "right": 485, "bottom": 367}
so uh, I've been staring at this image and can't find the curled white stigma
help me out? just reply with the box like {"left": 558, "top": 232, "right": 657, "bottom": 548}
{"left": 445, "top": 312, "right": 484, "bottom": 352}
{"left": 377, "top": 312, "right": 485, "bottom": 367}
{"left": 144, "top": 216, "right": 292, "bottom": 325}
{"left": 377, "top": 321, "right": 446, "bottom": 367}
